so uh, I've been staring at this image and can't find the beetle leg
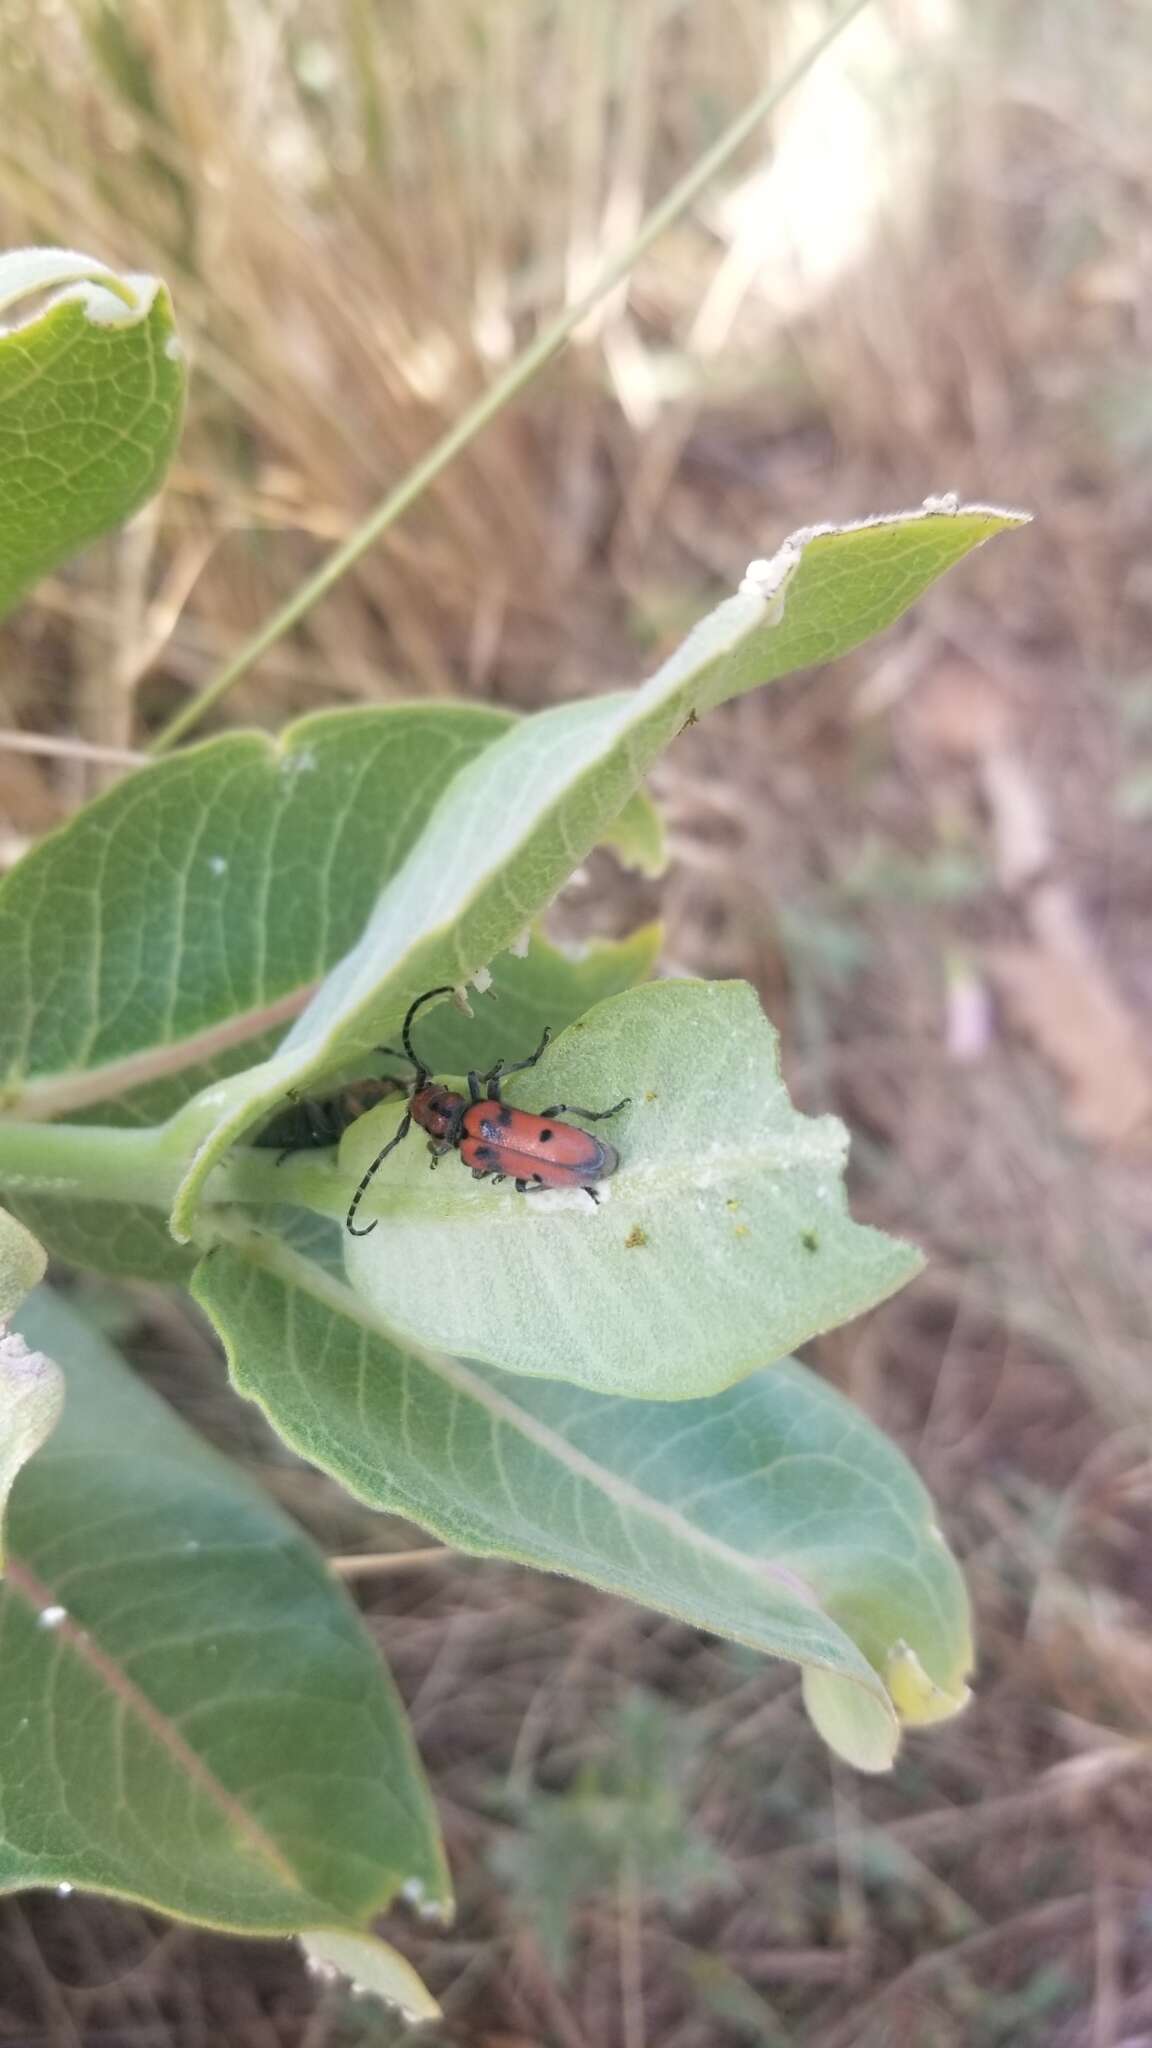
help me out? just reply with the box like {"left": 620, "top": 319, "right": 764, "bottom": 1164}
{"left": 467, "top": 1069, "right": 484, "bottom": 1104}
{"left": 482, "top": 1028, "right": 551, "bottom": 1098}
{"left": 484, "top": 1026, "right": 551, "bottom": 1098}
{"left": 538, "top": 1096, "right": 630, "bottom": 1122}
{"left": 490, "top": 1173, "right": 507, "bottom": 1185}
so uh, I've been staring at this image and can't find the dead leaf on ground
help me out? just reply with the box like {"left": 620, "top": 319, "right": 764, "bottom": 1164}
{"left": 987, "top": 905, "right": 1152, "bottom": 1146}
{"left": 905, "top": 657, "right": 1014, "bottom": 756}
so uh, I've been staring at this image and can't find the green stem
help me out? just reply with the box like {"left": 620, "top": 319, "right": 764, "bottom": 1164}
{"left": 0, "top": 1120, "right": 343, "bottom": 1224}
{"left": 148, "top": 0, "right": 872, "bottom": 755}
{"left": 0, "top": 1122, "right": 179, "bottom": 1209}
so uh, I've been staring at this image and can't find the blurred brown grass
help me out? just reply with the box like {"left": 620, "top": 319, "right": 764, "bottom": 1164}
{"left": 3, "top": 0, "right": 1152, "bottom": 2042}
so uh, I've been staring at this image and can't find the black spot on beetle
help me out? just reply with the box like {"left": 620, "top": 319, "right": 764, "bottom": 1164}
{"left": 538, "top": 1128, "right": 553, "bottom": 1142}
{"left": 472, "top": 1144, "right": 494, "bottom": 1165}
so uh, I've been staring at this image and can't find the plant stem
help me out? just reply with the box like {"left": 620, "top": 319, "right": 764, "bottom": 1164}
{"left": 148, "top": 0, "right": 873, "bottom": 754}
{"left": 0, "top": 1120, "right": 342, "bottom": 1222}
{"left": 0, "top": 1121, "right": 179, "bottom": 1209}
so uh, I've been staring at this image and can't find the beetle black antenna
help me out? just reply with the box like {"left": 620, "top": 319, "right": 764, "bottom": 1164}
{"left": 401, "top": 985, "right": 454, "bottom": 1076}
{"left": 346, "top": 1113, "right": 412, "bottom": 1235}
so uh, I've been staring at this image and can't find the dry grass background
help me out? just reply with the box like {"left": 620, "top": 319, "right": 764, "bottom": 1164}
{"left": 2, "top": 0, "right": 1152, "bottom": 2041}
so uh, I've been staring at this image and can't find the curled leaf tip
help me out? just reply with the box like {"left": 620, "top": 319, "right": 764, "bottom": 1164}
{"left": 299, "top": 1930, "right": 441, "bottom": 2022}
{"left": 885, "top": 1639, "right": 972, "bottom": 1729}
{"left": 66, "top": 272, "right": 160, "bottom": 327}
{"left": 740, "top": 542, "right": 802, "bottom": 617}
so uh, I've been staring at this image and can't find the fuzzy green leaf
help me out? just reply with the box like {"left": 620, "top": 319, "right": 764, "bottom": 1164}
{"left": 299, "top": 1930, "right": 442, "bottom": 2024}
{"left": 340, "top": 981, "right": 918, "bottom": 1398}
{"left": 0, "top": 707, "right": 508, "bottom": 1104}
{"left": 0, "top": 249, "right": 185, "bottom": 616}
{"left": 166, "top": 502, "right": 1028, "bottom": 1240}
{"left": 0, "top": 1287, "right": 447, "bottom": 1932}
{"left": 195, "top": 1235, "right": 973, "bottom": 1772}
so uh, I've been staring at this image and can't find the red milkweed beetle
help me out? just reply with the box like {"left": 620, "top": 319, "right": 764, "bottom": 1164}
{"left": 345, "top": 985, "right": 630, "bottom": 1236}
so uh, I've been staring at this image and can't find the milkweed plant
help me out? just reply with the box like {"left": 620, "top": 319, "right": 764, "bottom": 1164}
{"left": 0, "top": 248, "right": 1027, "bottom": 2018}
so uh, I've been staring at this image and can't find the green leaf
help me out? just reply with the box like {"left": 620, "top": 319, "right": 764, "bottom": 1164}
{"left": 0, "top": 1286, "right": 447, "bottom": 1933}
{"left": 0, "top": 704, "right": 659, "bottom": 1276}
{"left": 800, "top": 1667, "right": 911, "bottom": 1775}
{"left": 1, "top": 1189, "right": 197, "bottom": 1286}
{"left": 0, "top": 248, "right": 185, "bottom": 617}
{"left": 0, "top": 705, "right": 507, "bottom": 1275}
{"left": 341, "top": 980, "right": 918, "bottom": 1398}
{"left": 603, "top": 785, "right": 667, "bottom": 878}
{"left": 166, "top": 502, "right": 1028, "bottom": 1239}
{"left": 195, "top": 1233, "right": 973, "bottom": 1772}
{"left": 0, "top": 706, "right": 508, "bottom": 1102}
{"left": 370, "top": 922, "right": 662, "bottom": 1083}
{"left": 0, "top": 1205, "right": 46, "bottom": 1321}
{"left": 300, "top": 1930, "right": 442, "bottom": 2024}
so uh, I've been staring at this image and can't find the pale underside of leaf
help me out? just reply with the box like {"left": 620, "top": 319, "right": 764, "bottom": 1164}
{"left": 300, "top": 1929, "right": 441, "bottom": 2023}
{"left": 197, "top": 1221, "right": 975, "bottom": 1768}
{"left": 340, "top": 980, "right": 921, "bottom": 1398}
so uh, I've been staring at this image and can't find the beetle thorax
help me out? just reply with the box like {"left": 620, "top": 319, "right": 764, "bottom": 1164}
{"left": 410, "top": 1081, "right": 464, "bottom": 1140}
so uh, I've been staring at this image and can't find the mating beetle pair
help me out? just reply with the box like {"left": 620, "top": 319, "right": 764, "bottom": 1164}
{"left": 269, "top": 986, "right": 630, "bottom": 1237}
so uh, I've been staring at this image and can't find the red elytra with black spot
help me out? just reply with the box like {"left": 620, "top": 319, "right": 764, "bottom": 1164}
{"left": 457, "top": 1099, "right": 619, "bottom": 1187}
{"left": 344, "top": 987, "right": 630, "bottom": 1236}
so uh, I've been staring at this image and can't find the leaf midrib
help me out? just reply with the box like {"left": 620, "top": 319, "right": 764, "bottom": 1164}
{"left": 10, "top": 984, "right": 317, "bottom": 1120}
{"left": 220, "top": 1226, "right": 834, "bottom": 1619}
{"left": 368, "top": 1137, "right": 844, "bottom": 1225}
{"left": 3, "top": 1554, "right": 311, "bottom": 1899}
